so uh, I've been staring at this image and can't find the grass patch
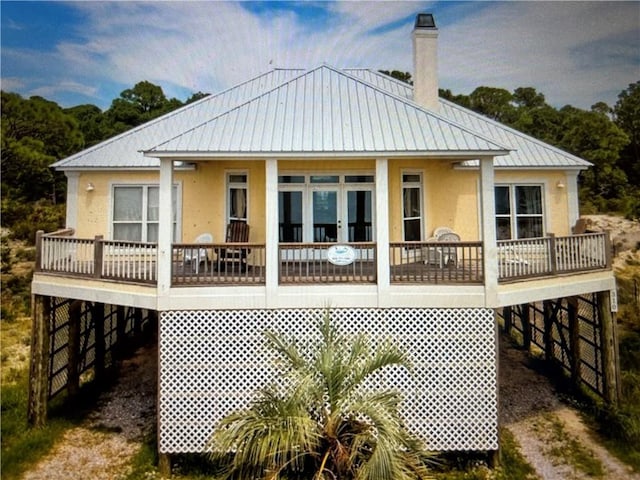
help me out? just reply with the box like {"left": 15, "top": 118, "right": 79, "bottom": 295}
{"left": 433, "top": 429, "right": 538, "bottom": 480}
{"left": 0, "top": 371, "right": 78, "bottom": 480}
{"left": 544, "top": 415, "right": 604, "bottom": 478}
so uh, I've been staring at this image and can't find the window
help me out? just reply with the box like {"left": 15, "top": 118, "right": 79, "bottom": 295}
{"left": 402, "top": 173, "right": 423, "bottom": 241}
{"left": 495, "top": 185, "right": 544, "bottom": 240}
{"left": 228, "top": 173, "right": 248, "bottom": 223}
{"left": 112, "top": 185, "right": 177, "bottom": 242}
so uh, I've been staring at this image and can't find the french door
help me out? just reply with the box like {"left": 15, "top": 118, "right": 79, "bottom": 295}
{"left": 279, "top": 175, "right": 374, "bottom": 245}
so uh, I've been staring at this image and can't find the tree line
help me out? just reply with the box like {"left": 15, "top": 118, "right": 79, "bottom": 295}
{"left": 1, "top": 77, "right": 638, "bottom": 243}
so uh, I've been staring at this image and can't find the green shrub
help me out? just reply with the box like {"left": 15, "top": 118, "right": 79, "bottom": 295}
{"left": 7, "top": 200, "right": 65, "bottom": 244}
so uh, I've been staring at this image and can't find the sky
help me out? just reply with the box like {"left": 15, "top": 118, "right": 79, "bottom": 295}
{"left": 1, "top": 1, "right": 639, "bottom": 111}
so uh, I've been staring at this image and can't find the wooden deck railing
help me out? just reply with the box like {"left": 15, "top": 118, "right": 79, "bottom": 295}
{"left": 497, "top": 232, "right": 610, "bottom": 281}
{"left": 35, "top": 231, "right": 611, "bottom": 287}
{"left": 279, "top": 243, "right": 376, "bottom": 283}
{"left": 389, "top": 241, "right": 484, "bottom": 284}
{"left": 172, "top": 243, "right": 266, "bottom": 285}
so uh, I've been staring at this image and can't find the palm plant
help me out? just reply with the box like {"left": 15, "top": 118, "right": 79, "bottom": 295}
{"left": 207, "top": 310, "right": 434, "bottom": 479}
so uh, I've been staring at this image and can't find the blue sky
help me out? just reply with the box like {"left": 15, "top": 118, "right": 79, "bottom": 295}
{"left": 2, "top": 1, "right": 639, "bottom": 111}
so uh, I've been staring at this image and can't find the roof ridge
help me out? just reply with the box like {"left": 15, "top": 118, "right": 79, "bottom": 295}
{"left": 147, "top": 64, "right": 511, "bottom": 154}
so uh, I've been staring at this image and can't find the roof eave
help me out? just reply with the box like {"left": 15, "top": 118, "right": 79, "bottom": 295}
{"left": 143, "top": 150, "right": 511, "bottom": 160}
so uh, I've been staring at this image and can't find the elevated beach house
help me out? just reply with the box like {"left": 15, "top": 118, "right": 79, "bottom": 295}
{"left": 30, "top": 14, "right": 617, "bottom": 462}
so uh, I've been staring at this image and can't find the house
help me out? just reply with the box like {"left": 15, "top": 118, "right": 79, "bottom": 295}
{"left": 29, "top": 13, "right": 617, "bottom": 466}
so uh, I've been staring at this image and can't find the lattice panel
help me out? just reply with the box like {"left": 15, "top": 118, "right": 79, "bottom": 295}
{"left": 159, "top": 308, "right": 498, "bottom": 453}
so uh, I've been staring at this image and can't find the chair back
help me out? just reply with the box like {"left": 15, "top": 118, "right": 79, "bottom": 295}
{"left": 225, "top": 221, "right": 249, "bottom": 243}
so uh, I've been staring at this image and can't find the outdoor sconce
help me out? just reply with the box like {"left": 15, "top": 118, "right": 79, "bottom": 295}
{"left": 556, "top": 180, "right": 566, "bottom": 189}
{"left": 86, "top": 182, "right": 95, "bottom": 192}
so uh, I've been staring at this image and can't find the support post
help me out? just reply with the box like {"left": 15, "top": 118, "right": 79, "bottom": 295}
{"left": 158, "top": 453, "right": 172, "bottom": 477}
{"left": 35, "top": 230, "right": 44, "bottom": 272}
{"left": 567, "top": 296, "right": 582, "bottom": 391}
{"left": 597, "top": 290, "right": 619, "bottom": 406}
{"left": 92, "top": 302, "right": 106, "bottom": 383}
{"left": 503, "top": 306, "right": 512, "bottom": 335}
{"left": 67, "top": 300, "right": 82, "bottom": 400}
{"left": 548, "top": 233, "right": 557, "bottom": 274}
{"left": 115, "top": 305, "right": 127, "bottom": 360}
{"left": 520, "top": 303, "right": 531, "bottom": 350}
{"left": 28, "top": 295, "right": 51, "bottom": 426}
{"left": 543, "top": 300, "right": 555, "bottom": 363}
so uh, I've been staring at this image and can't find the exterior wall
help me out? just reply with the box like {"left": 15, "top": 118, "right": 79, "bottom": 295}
{"left": 387, "top": 159, "right": 480, "bottom": 241}
{"left": 71, "top": 163, "right": 574, "bottom": 242}
{"left": 494, "top": 170, "right": 572, "bottom": 236}
{"left": 159, "top": 307, "right": 498, "bottom": 454}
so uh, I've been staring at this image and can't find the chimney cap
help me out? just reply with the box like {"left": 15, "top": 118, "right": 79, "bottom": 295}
{"left": 415, "top": 13, "right": 436, "bottom": 29}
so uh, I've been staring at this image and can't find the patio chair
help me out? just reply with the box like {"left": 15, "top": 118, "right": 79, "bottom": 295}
{"left": 433, "top": 226, "right": 453, "bottom": 239}
{"left": 425, "top": 231, "right": 460, "bottom": 268}
{"left": 183, "top": 233, "right": 213, "bottom": 274}
{"left": 217, "top": 221, "right": 250, "bottom": 272}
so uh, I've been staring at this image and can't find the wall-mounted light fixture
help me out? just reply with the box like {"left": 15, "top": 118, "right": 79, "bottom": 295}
{"left": 556, "top": 180, "right": 565, "bottom": 189}
{"left": 86, "top": 182, "right": 95, "bottom": 192}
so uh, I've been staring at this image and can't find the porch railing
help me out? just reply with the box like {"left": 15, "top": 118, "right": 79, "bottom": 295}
{"left": 36, "top": 231, "right": 611, "bottom": 287}
{"left": 279, "top": 243, "right": 376, "bottom": 284}
{"left": 389, "top": 241, "right": 484, "bottom": 284}
{"left": 171, "top": 243, "right": 266, "bottom": 285}
{"left": 497, "top": 232, "right": 610, "bottom": 281}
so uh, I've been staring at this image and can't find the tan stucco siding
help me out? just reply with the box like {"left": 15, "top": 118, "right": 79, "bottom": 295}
{"left": 70, "top": 161, "right": 572, "bottom": 243}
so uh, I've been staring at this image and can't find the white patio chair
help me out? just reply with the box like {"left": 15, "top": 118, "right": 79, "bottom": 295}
{"left": 433, "top": 226, "right": 453, "bottom": 239}
{"left": 184, "top": 233, "right": 213, "bottom": 274}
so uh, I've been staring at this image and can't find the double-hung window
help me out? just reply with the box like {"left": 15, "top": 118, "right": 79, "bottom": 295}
{"left": 227, "top": 173, "right": 248, "bottom": 223}
{"left": 402, "top": 173, "right": 423, "bottom": 241}
{"left": 495, "top": 185, "right": 544, "bottom": 240}
{"left": 112, "top": 185, "right": 178, "bottom": 242}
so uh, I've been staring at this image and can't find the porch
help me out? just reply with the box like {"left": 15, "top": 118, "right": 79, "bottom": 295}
{"left": 36, "top": 229, "right": 611, "bottom": 288}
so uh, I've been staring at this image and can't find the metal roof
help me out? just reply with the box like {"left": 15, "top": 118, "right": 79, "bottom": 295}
{"left": 147, "top": 65, "right": 509, "bottom": 157}
{"left": 347, "top": 69, "right": 591, "bottom": 169}
{"left": 54, "top": 66, "right": 589, "bottom": 170}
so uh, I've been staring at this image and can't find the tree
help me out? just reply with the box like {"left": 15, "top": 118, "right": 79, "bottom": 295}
{"left": 614, "top": 81, "right": 640, "bottom": 186}
{"left": 378, "top": 70, "right": 413, "bottom": 85}
{"left": 468, "top": 86, "right": 517, "bottom": 124}
{"left": 65, "top": 104, "right": 115, "bottom": 148}
{"left": 208, "top": 311, "right": 433, "bottom": 480}
{"left": 105, "top": 80, "right": 184, "bottom": 134}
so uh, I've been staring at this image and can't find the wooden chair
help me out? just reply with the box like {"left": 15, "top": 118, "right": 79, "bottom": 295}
{"left": 217, "top": 221, "right": 250, "bottom": 272}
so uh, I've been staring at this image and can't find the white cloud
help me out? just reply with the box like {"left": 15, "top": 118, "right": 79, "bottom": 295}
{"left": 3, "top": 1, "right": 638, "bottom": 109}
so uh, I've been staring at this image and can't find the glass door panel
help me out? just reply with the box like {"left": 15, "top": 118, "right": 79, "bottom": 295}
{"left": 279, "top": 191, "right": 303, "bottom": 242}
{"left": 347, "top": 190, "right": 373, "bottom": 242}
{"left": 312, "top": 190, "right": 338, "bottom": 242}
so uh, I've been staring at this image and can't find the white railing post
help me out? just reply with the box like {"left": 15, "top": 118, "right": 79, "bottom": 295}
{"left": 157, "top": 159, "right": 174, "bottom": 297}
{"left": 479, "top": 157, "right": 498, "bottom": 306}
{"left": 265, "top": 159, "right": 279, "bottom": 305}
{"left": 376, "top": 158, "right": 390, "bottom": 301}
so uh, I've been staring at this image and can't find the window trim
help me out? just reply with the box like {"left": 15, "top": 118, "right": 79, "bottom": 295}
{"left": 401, "top": 170, "right": 424, "bottom": 242}
{"left": 495, "top": 183, "right": 545, "bottom": 240}
{"left": 109, "top": 181, "right": 182, "bottom": 242}
{"left": 226, "top": 171, "right": 249, "bottom": 224}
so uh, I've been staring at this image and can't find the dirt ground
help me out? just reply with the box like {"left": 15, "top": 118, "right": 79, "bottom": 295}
{"left": 19, "top": 333, "right": 639, "bottom": 480}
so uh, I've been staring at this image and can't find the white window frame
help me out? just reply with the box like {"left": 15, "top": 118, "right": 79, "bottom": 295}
{"left": 109, "top": 182, "right": 181, "bottom": 242}
{"left": 401, "top": 171, "right": 424, "bottom": 242}
{"left": 495, "top": 183, "right": 545, "bottom": 240}
{"left": 227, "top": 172, "right": 248, "bottom": 223}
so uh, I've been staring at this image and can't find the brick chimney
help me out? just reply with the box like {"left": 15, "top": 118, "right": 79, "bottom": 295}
{"left": 412, "top": 13, "right": 439, "bottom": 112}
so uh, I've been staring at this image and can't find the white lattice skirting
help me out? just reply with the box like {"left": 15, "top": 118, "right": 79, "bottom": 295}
{"left": 159, "top": 308, "right": 498, "bottom": 453}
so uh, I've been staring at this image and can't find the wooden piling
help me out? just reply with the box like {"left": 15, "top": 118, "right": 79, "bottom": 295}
{"left": 520, "top": 303, "right": 531, "bottom": 350}
{"left": 567, "top": 296, "right": 582, "bottom": 391}
{"left": 67, "top": 300, "right": 82, "bottom": 400}
{"left": 28, "top": 295, "right": 51, "bottom": 426}
{"left": 543, "top": 300, "right": 555, "bottom": 363}
{"left": 597, "top": 290, "right": 619, "bottom": 406}
{"left": 92, "top": 302, "right": 106, "bottom": 383}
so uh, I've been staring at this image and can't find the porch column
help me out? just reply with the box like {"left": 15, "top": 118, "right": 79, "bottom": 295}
{"left": 479, "top": 156, "right": 498, "bottom": 307}
{"left": 375, "top": 158, "right": 390, "bottom": 301}
{"left": 566, "top": 171, "right": 580, "bottom": 230}
{"left": 64, "top": 171, "right": 79, "bottom": 230}
{"left": 265, "top": 158, "right": 279, "bottom": 306}
{"left": 157, "top": 158, "right": 174, "bottom": 297}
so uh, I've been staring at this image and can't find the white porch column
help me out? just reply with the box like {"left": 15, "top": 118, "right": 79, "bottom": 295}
{"left": 265, "top": 159, "right": 279, "bottom": 306}
{"left": 157, "top": 158, "right": 174, "bottom": 297}
{"left": 376, "top": 158, "right": 390, "bottom": 302}
{"left": 64, "top": 172, "right": 80, "bottom": 230}
{"left": 566, "top": 171, "right": 580, "bottom": 229}
{"left": 479, "top": 157, "right": 498, "bottom": 307}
